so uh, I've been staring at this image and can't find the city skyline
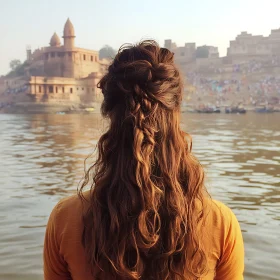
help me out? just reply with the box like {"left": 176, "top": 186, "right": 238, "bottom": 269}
{"left": 0, "top": 0, "right": 280, "bottom": 75}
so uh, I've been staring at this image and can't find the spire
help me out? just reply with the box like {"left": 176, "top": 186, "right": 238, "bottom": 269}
{"left": 63, "top": 18, "right": 75, "bottom": 38}
{"left": 50, "top": 32, "right": 61, "bottom": 47}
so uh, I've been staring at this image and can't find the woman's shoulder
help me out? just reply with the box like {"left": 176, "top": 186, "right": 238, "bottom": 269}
{"left": 57, "top": 190, "right": 90, "bottom": 206}
{"left": 203, "top": 198, "right": 242, "bottom": 240}
{"left": 53, "top": 195, "right": 238, "bottom": 226}
{"left": 51, "top": 190, "right": 91, "bottom": 225}
{"left": 207, "top": 199, "right": 239, "bottom": 222}
{"left": 207, "top": 199, "right": 236, "bottom": 217}
{"left": 51, "top": 194, "right": 240, "bottom": 233}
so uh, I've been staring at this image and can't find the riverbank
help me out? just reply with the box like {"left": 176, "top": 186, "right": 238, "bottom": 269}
{"left": 0, "top": 102, "right": 102, "bottom": 114}
{"left": 181, "top": 104, "right": 280, "bottom": 114}
{"left": 1, "top": 101, "right": 280, "bottom": 115}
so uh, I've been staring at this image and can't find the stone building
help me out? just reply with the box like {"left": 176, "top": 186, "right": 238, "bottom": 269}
{"left": 28, "top": 72, "right": 102, "bottom": 105}
{"left": 1, "top": 18, "right": 110, "bottom": 108}
{"left": 227, "top": 29, "right": 280, "bottom": 59}
{"left": 42, "top": 19, "right": 101, "bottom": 78}
{"left": 164, "top": 39, "right": 196, "bottom": 69}
{"left": 164, "top": 39, "right": 220, "bottom": 74}
{"left": 207, "top": 46, "right": 219, "bottom": 58}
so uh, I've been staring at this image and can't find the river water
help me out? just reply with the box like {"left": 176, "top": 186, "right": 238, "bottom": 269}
{"left": 0, "top": 113, "right": 279, "bottom": 280}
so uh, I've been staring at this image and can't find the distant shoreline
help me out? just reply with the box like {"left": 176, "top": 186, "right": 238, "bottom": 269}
{"left": 0, "top": 102, "right": 102, "bottom": 114}
{"left": 1, "top": 103, "right": 279, "bottom": 115}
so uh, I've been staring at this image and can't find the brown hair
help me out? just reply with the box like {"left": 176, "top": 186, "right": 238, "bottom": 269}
{"left": 80, "top": 40, "right": 207, "bottom": 279}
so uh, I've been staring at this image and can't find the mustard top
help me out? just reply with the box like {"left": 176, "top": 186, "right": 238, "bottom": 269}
{"left": 44, "top": 193, "right": 244, "bottom": 280}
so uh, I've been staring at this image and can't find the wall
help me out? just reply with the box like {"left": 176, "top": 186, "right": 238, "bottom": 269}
{"left": 72, "top": 49, "right": 100, "bottom": 78}
{"left": 79, "top": 74, "right": 103, "bottom": 103}
{"left": 44, "top": 51, "right": 65, "bottom": 77}
{"left": 28, "top": 75, "right": 101, "bottom": 104}
{"left": 4, "top": 77, "right": 27, "bottom": 90}
{"left": 43, "top": 47, "right": 100, "bottom": 79}
{"left": 62, "top": 52, "right": 75, "bottom": 77}
{"left": 255, "top": 44, "right": 272, "bottom": 56}
{"left": 29, "top": 76, "right": 79, "bottom": 103}
{"left": 0, "top": 77, "right": 30, "bottom": 103}
{"left": 164, "top": 39, "right": 172, "bottom": 50}
{"left": 173, "top": 43, "right": 196, "bottom": 72}
{"left": 208, "top": 46, "right": 219, "bottom": 58}
{"left": 227, "top": 30, "right": 280, "bottom": 57}
{"left": 228, "top": 42, "right": 251, "bottom": 56}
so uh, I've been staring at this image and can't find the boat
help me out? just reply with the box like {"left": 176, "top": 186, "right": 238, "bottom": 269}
{"left": 196, "top": 106, "right": 221, "bottom": 113}
{"left": 85, "top": 107, "right": 95, "bottom": 112}
{"left": 225, "top": 107, "right": 246, "bottom": 114}
{"left": 255, "top": 106, "right": 274, "bottom": 113}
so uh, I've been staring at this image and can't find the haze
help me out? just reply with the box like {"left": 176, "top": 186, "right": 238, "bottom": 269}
{"left": 0, "top": 0, "right": 280, "bottom": 75}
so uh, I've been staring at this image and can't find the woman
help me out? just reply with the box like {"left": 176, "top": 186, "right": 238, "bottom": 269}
{"left": 44, "top": 41, "right": 244, "bottom": 280}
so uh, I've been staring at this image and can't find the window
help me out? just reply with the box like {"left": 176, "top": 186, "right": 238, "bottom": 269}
{"left": 39, "top": 86, "right": 41, "bottom": 93}
{"left": 51, "top": 53, "right": 55, "bottom": 58}
{"left": 83, "top": 54, "right": 86, "bottom": 60}
{"left": 82, "top": 87, "right": 84, "bottom": 90}
{"left": 91, "top": 56, "right": 93, "bottom": 61}
{"left": 49, "top": 86, "right": 54, "bottom": 93}
{"left": 77, "top": 87, "right": 79, "bottom": 90}
{"left": 70, "top": 88, "right": 73, "bottom": 94}
{"left": 45, "top": 54, "right": 49, "bottom": 60}
{"left": 55, "top": 87, "right": 58, "bottom": 93}
{"left": 62, "top": 87, "right": 65, "bottom": 93}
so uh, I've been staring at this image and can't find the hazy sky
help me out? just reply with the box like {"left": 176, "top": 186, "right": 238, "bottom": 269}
{"left": 0, "top": 0, "right": 280, "bottom": 75}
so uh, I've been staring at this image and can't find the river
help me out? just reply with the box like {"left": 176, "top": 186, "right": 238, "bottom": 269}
{"left": 0, "top": 113, "right": 279, "bottom": 280}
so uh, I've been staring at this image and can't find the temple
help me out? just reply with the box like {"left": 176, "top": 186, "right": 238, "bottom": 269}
{"left": 0, "top": 18, "right": 110, "bottom": 111}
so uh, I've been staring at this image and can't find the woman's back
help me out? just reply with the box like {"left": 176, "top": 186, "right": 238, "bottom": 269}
{"left": 44, "top": 192, "right": 244, "bottom": 280}
{"left": 44, "top": 40, "right": 244, "bottom": 279}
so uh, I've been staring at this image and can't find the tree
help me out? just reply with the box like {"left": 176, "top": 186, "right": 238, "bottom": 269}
{"left": 7, "top": 60, "right": 28, "bottom": 77}
{"left": 9, "top": 59, "right": 22, "bottom": 71}
{"left": 99, "top": 45, "right": 116, "bottom": 60}
{"left": 196, "top": 46, "right": 209, "bottom": 58}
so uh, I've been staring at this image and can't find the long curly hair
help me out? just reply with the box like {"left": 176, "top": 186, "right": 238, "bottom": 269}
{"left": 79, "top": 40, "right": 208, "bottom": 280}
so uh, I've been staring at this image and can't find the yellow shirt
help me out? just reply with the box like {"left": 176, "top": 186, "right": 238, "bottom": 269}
{"left": 44, "top": 193, "right": 244, "bottom": 280}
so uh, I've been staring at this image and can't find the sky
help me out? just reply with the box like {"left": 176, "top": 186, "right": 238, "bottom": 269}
{"left": 0, "top": 0, "right": 280, "bottom": 75}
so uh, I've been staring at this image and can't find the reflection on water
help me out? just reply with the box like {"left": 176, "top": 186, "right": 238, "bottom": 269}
{"left": 0, "top": 113, "right": 279, "bottom": 280}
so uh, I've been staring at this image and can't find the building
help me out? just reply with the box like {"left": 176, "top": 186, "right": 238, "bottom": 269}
{"left": 41, "top": 19, "right": 100, "bottom": 78}
{"left": 164, "top": 39, "right": 196, "bottom": 69}
{"left": 227, "top": 29, "right": 280, "bottom": 59}
{"left": 207, "top": 46, "right": 219, "bottom": 58}
{"left": 0, "top": 18, "right": 110, "bottom": 108}
{"left": 28, "top": 72, "right": 103, "bottom": 105}
{"left": 164, "top": 39, "right": 220, "bottom": 74}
